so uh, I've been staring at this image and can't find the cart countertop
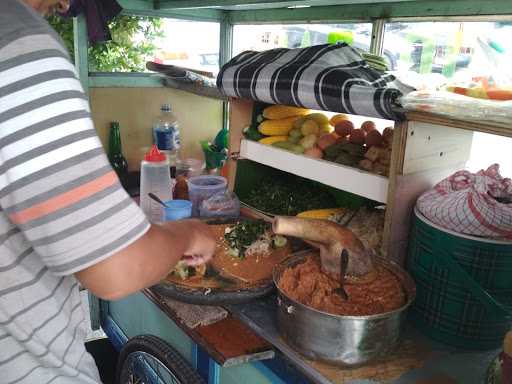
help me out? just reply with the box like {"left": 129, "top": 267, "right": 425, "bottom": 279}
{"left": 144, "top": 286, "right": 499, "bottom": 384}
{"left": 142, "top": 288, "right": 275, "bottom": 367}
{"left": 226, "top": 296, "right": 500, "bottom": 384}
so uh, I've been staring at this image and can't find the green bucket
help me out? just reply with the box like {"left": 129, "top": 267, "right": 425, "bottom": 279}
{"left": 408, "top": 207, "right": 512, "bottom": 350}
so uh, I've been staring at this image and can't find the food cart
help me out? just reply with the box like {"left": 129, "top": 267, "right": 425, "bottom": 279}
{"left": 74, "top": 1, "right": 512, "bottom": 383}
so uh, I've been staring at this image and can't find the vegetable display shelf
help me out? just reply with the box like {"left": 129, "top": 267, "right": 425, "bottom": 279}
{"left": 240, "top": 139, "right": 389, "bottom": 203}
{"left": 226, "top": 98, "right": 488, "bottom": 264}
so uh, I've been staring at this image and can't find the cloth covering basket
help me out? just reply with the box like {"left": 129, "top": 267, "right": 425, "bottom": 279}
{"left": 408, "top": 207, "right": 512, "bottom": 350}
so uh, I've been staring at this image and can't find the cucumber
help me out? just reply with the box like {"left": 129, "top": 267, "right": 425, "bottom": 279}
{"left": 227, "top": 248, "right": 240, "bottom": 258}
{"left": 244, "top": 125, "right": 264, "bottom": 141}
{"left": 288, "top": 136, "right": 301, "bottom": 144}
{"left": 273, "top": 235, "right": 288, "bottom": 248}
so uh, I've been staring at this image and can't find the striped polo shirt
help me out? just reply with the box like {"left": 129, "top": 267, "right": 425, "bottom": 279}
{"left": 0, "top": 1, "right": 150, "bottom": 383}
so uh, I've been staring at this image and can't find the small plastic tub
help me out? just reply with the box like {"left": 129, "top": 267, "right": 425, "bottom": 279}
{"left": 187, "top": 175, "right": 227, "bottom": 217}
{"left": 162, "top": 200, "right": 192, "bottom": 221}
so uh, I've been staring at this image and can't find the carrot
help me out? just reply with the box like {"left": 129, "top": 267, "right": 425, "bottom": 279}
{"left": 487, "top": 88, "right": 512, "bottom": 101}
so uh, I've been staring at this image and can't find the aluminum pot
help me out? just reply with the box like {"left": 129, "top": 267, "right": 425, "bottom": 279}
{"left": 273, "top": 252, "right": 416, "bottom": 366}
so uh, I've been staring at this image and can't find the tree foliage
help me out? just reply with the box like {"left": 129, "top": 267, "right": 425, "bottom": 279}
{"left": 47, "top": 15, "right": 75, "bottom": 62}
{"left": 47, "top": 15, "right": 164, "bottom": 72}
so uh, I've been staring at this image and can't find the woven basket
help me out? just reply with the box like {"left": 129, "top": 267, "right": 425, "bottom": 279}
{"left": 408, "top": 207, "right": 512, "bottom": 350}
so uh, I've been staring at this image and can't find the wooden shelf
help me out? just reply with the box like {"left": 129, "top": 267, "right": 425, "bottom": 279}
{"left": 405, "top": 111, "right": 512, "bottom": 138}
{"left": 239, "top": 139, "right": 389, "bottom": 203}
{"left": 162, "top": 77, "right": 228, "bottom": 101}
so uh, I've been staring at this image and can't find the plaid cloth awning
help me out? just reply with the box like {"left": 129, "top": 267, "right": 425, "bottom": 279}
{"left": 217, "top": 43, "right": 413, "bottom": 120}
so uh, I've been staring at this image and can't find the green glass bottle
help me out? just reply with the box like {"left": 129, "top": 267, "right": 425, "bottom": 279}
{"left": 108, "top": 121, "right": 128, "bottom": 177}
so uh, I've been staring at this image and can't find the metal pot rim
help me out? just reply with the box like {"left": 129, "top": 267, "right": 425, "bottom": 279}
{"left": 273, "top": 251, "right": 417, "bottom": 321}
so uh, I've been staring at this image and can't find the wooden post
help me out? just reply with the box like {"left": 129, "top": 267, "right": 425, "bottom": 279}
{"left": 227, "top": 99, "right": 253, "bottom": 191}
{"left": 73, "top": 14, "right": 89, "bottom": 95}
{"left": 385, "top": 119, "right": 474, "bottom": 264}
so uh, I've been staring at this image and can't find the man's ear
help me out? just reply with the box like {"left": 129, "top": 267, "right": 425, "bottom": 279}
{"left": 56, "top": 0, "right": 70, "bottom": 13}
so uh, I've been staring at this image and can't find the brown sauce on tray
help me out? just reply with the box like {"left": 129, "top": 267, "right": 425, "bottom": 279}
{"left": 278, "top": 255, "right": 405, "bottom": 316}
{"left": 166, "top": 224, "right": 291, "bottom": 287}
{"left": 209, "top": 224, "right": 291, "bottom": 282}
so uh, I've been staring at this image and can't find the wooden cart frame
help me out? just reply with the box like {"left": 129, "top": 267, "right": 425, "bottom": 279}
{"left": 75, "top": 1, "right": 512, "bottom": 383}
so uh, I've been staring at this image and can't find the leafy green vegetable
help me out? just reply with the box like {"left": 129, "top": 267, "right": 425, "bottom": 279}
{"left": 244, "top": 178, "right": 337, "bottom": 216}
{"left": 174, "top": 261, "right": 192, "bottom": 280}
{"left": 224, "top": 221, "right": 271, "bottom": 259}
{"left": 243, "top": 125, "right": 264, "bottom": 141}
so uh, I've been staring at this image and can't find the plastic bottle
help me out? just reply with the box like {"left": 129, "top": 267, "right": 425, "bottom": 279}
{"left": 139, "top": 145, "right": 173, "bottom": 223}
{"left": 153, "top": 104, "right": 181, "bottom": 155}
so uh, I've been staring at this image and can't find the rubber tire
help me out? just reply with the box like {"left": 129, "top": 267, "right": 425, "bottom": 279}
{"left": 115, "top": 335, "right": 205, "bottom": 384}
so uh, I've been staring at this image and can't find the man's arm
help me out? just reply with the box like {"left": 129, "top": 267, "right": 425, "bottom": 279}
{"left": 0, "top": 26, "right": 215, "bottom": 298}
{"left": 75, "top": 220, "right": 216, "bottom": 301}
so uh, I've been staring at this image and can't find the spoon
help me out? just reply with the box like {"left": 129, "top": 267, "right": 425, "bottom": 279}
{"left": 333, "top": 249, "right": 349, "bottom": 300}
{"left": 148, "top": 193, "right": 169, "bottom": 208}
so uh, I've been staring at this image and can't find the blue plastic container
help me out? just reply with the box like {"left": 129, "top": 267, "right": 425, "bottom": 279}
{"left": 187, "top": 175, "right": 227, "bottom": 217}
{"left": 162, "top": 200, "right": 192, "bottom": 221}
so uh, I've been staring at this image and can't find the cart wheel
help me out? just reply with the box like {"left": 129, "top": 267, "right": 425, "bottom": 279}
{"left": 115, "top": 335, "right": 205, "bottom": 384}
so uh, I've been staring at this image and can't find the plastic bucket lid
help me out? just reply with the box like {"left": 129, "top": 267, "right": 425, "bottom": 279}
{"left": 415, "top": 207, "right": 512, "bottom": 245}
{"left": 188, "top": 175, "right": 226, "bottom": 189}
{"left": 165, "top": 200, "right": 192, "bottom": 210}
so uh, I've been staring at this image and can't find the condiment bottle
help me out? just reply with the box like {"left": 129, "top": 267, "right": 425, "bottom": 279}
{"left": 139, "top": 145, "right": 172, "bottom": 223}
{"left": 108, "top": 121, "right": 128, "bottom": 178}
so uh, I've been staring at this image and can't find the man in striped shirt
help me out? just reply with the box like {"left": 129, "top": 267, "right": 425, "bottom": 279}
{"left": 0, "top": 1, "right": 216, "bottom": 383}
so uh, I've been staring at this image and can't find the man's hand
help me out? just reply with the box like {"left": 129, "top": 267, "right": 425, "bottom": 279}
{"left": 161, "top": 219, "right": 216, "bottom": 266}
{"left": 75, "top": 220, "right": 217, "bottom": 301}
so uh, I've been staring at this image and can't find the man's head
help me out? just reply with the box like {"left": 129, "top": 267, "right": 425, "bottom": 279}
{"left": 23, "top": 0, "right": 70, "bottom": 16}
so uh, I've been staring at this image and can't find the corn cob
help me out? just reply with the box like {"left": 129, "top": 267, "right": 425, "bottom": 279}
{"left": 296, "top": 208, "right": 346, "bottom": 219}
{"left": 262, "top": 105, "right": 310, "bottom": 120}
{"left": 258, "top": 136, "right": 289, "bottom": 145}
{"left": 258, "top": 116, "right": 298, "bottom": 136}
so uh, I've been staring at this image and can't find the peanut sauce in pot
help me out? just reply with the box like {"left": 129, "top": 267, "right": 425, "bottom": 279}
{"left": 278, "top": 255, "right": 406, "bottom": 316}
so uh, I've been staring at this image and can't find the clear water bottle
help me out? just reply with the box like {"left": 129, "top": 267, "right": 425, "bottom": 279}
{"left": 139, "top": 145, "right": 172, "bottom": 223}
{"left": 153, "top": 104, "right": 181, "bottom": 154}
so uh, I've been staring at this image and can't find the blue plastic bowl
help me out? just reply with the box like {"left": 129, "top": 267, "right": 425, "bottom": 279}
{"left": 163, "top": 200, "right": 192, "bottom": 221}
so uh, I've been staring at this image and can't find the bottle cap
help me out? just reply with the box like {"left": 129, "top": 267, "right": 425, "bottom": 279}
{"left": 161, "top": 104, "right": 171, "bottom": 112}
{"left": 111, "top": 121, "right": 120, "bottom": 129}
{"left": 144, "top": 145, "right": 166, "bottom": 162}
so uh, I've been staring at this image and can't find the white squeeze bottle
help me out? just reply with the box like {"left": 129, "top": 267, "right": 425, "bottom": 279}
{"left": 139, "top": 145, "right": 172, "bottom": 223}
